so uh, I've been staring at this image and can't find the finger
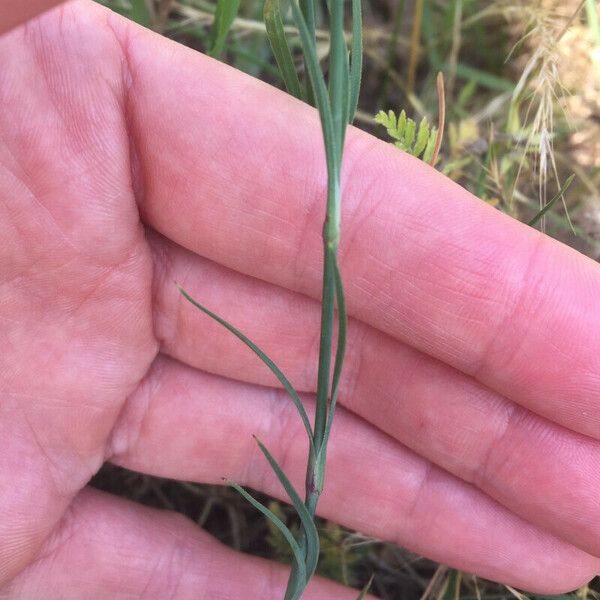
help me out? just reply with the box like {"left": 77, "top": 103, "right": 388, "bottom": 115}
{"left": 106, "top": 11, "right": 600, "bottom": 439}
{"left": 1, "top": 488, "right": 367, "bottom": 600}
{"left": 107, "top": 355, "right": 600, "bottom": 593}
{"left": 152, "top": 232, "right": 600, "bottom": 558}
{"left": 0, "top": 0, "right": 64, "bottom": 35}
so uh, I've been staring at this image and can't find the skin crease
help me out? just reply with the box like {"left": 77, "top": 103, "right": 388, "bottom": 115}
{"left": 0, "top": 0, "right": 599, "bottom": 597}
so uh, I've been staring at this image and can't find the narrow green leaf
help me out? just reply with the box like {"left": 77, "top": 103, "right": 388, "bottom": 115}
{"left": 348, "top": 0, "right": 363, "bottom": 123}
{"left": 414, "top": 117, "right": 430, "bottom": 157}
{"left": 322, "top": 258, "right": 347, "bottom": 448}
{"left": 255, "top": 438, "right": 320, "bottom": 581}
{"left": 313, "top": 248, "right": 336, "bottom": 449}
{"left": 209, "top": 0, "right": 241, "bottom": 58}
{"left": 299, "top": 0, "right": 318, "bottom": 106}
{"left": 527, "top": 174, "right": 575, "bottom": 227}
{"left": 329, "top": 0, "right": 349, "bottom": 147}
{"left": 356, "top": 574, "right": 374, "bottom": 600}
{"left": 177, "top": 286, "right": 314, "bottom": 449}
{"left": 315, "top": 256, "right": 347, "bottom": 491}
{"left": 289, "top": 1, "right": 339, "bottom": 177}
{"left": 227, "top": 480, "right": 307, "bottom": 597}
{"left": 264, "top": 0, "right": 303, "bottom": 100}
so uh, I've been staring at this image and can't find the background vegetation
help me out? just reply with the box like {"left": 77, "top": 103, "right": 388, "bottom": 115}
{"left": 92, "top": 0, "right": 600, "bottom": 597}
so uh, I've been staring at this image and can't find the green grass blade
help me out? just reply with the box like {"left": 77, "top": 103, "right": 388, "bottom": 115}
{"left": 177, "top": 286, "right": 314, "bottom": 449}
{"left": 329, "top": 0, "right": 349, "bottom": 146}
{"left": 348, "top": 0, "right": 363, "bottom": 123}
{"left": 312, "top": 249, "right": 336, "bottom": 449}
{"left": 356, "top": 574, "right": 374, "bottom": 599}
{"left": 130, "top": 0, "right": 152, "bottom": 27}
{"left": 264, "top": 0, "right": 303, "bottom": 100}
{"left": 315, "top": 256, "right": 347, "bottom": 492}
{"left": 527, "top": 174, "right": 575, "bottom": 227}
{"left": 324, "top": 257, "right": 347, "bottom": 443}
{"left": 227, "top": 480, "right": 306, "bottom": 598}
{"left": 290, "top": 0, "right": 339, "bottom": 176}
{"left": 209, "top": 0, "right": 241, "bottom": 58}
{"left": 299, "top": 0, "right": 318, "bottom": 106}
{"left": 255, "top": 437, "right": 320, "bottom": 580}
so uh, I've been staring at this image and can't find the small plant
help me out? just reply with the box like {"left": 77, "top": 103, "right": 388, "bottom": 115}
{"left": 375, "top": 109, "right": 438, "bottom": 163}
{"left": 179, "top": 1, "right": 370, "bottom": 598}
{"left": 376, "top": 72, "right": 446, "bottom": 167}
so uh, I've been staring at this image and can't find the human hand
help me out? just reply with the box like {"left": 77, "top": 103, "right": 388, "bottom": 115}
{"left": 1, "top": 1, "right": 599, "bottom": 597}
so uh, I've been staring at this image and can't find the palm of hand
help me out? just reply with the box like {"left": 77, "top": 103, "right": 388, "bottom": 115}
{"left": 1, "top": 2, "right": 599, "bottom": 598}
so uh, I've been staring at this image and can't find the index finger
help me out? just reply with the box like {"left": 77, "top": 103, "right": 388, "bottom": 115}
{"left": 115, "top": 16, "right": 600, "bottom": 439}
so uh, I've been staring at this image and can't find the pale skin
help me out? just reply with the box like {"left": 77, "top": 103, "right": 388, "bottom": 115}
{"left": 1, "top": 1, "right": 599, "bottom": 597}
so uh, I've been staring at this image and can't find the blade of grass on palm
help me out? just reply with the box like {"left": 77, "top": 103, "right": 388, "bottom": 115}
{"left": 255, "top": 437, "right": 320, "bottom": 580}
{"left": 348, "top": 0, "right": 363, "bottom": 123}
{"left": 328, "top": 0, "right": 349, "bottom": 146}
{"left": 312, "top": 249, "right": 336, "bottom": 451}
{"left": 209, "top": 0, "right": 241, "bottom": 58}
{"left": 315, "top": 257, "right": 347, "bottom": 488}
{"left": 322, "top": 257, "right": 346, "bottom": 445}
{"left": 527, "top": 174, "right": 575, "bottom": 227}
{"left": 290, "top": 0, "right": 339, "bottom": 178}
{"left": 177, "top": 286, "right": 314, "bottom": 449}
{"left": 227, "top": 480, "right": 306, "bottom": 599}
{"left": 264, "top": 0, "right": 303, "bottom": 100}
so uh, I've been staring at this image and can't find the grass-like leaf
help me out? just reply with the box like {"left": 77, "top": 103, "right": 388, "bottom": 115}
{"left": 289, "top": 1, "right": 339, "bottom": 178}
{"left": 314, "top": 256, "right": 347, "bottom": 492}
{"left": 264, "top": 0, "right": 303, "bottom": 100}
{"left": 227, "top": 480, "right": 307, "bottom": 599}
{"left": 329, "top": 1, "right": 350, "bottom": 149}
{"left": 321, "top": 257, "right": 347, "bottom": 449}
{"left": 209, "top": 0, "right": 241, "bottom": 58}
{"left": 527, "top": 174, "right": 575, "bottom": 227}
{"left": 255, "top": 437, "right": 320, "bottom": 581}
{"left": 177, "top": 286, "right": 314, "bottom": 450}
{"left": 348, "top": 0, "right": 363, "bottom": 123}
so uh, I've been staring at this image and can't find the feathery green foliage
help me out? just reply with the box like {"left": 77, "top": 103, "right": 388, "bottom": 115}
{"left": 375, "top": 109, "right": 438, "bottom": 164}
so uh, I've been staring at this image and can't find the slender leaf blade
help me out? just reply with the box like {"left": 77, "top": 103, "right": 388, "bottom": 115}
{"left": 255, "top": 438, "right": 320, "bottom": 581}
{"left": 348, "top": 0, "right": 363, "bottom": 123}
{"left": 316, "top": 256, "right": 347, "bottom": 488}
{"left": 209, "top": 0, "right": 241, "bottom": 58}
{"left": 264, "top": 0, "right": 303, "bottom": 99}
{"left": 178, "top": 286, "right": 314, "bottom": 448}
{"left": 227, "top": 480, "right": 307, "bottom": 598}
{"left": 527, "top": 174, "right": 575, "bottom": 227}
{"left": 329, "top": 0, "right": 349, "bottom": 146}
{"left": 289, "top": 0, "right": 339, "bottom": 177}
